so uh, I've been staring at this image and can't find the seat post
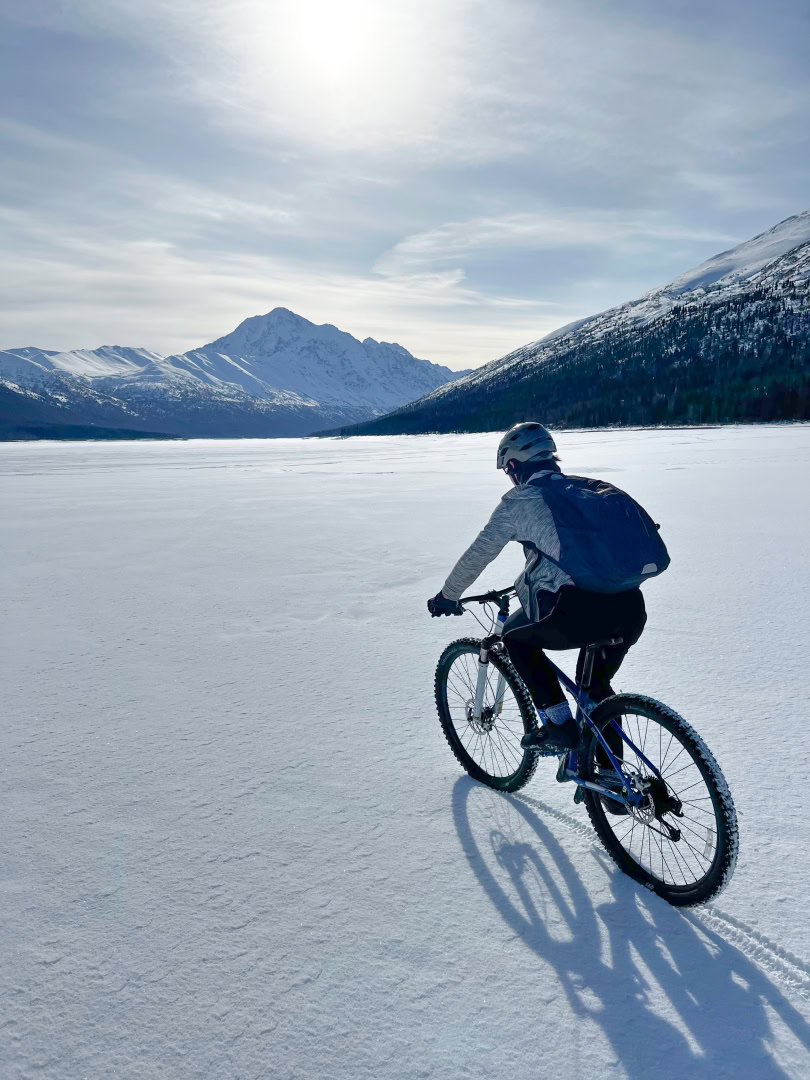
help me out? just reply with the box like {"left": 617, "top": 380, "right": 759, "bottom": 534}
{"left": 580, "top": 637, "right": 623, "bottom": 694}
{"left": 580, "top": 646, "right": 596, "bottom": 691}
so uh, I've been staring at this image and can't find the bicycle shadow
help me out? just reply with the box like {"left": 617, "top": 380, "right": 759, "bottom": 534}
{"left": 452, "top": 776, "right": 810, "bottom": 1078}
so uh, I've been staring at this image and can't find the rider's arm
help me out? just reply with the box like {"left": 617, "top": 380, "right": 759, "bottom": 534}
{"left": 442, "top": 498, "right": 516, "bottom": 600}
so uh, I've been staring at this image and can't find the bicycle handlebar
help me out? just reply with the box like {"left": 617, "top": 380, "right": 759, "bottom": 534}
{"left": 460, "top": 587, "right": 517, "bottom": 607}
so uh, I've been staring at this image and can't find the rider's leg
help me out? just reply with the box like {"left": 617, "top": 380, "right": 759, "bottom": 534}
{"left": 505, "top": 587, "right": 647, "bottom": 755}
{"left": 503, "top": 604, "right": 581, "bottom": 751}
{"left": 502, "top": 607, "right": 568, "bottom": 709}
{"left": 546, "top": 589, "right": 647, "bottom": 813}
{"left": 575, "top": 588, "right": 648, "bottom": 701}
{"left": 566, "top": 589, "right": 647, "bottom": 772}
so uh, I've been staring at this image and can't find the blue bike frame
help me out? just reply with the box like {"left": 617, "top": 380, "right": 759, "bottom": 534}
{"left": 546, "top": 655, "right": 663, "bottom": 808}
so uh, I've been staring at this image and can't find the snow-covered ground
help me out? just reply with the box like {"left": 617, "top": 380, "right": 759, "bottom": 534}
{"left": 2, "top": 426, "right": 809, "bottom": 1079}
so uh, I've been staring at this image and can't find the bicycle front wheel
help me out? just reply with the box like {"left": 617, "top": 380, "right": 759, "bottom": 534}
{"left": 435, "top": 638, "right": 538, "bottom": 792}
{"left": 581, "top": 694, "right": 738, "bottom": 906}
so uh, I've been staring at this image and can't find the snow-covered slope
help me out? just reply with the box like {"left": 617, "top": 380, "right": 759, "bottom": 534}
{"left": 339, "top": 210, "right": 810, "bottom": 434}
{"left": 4, "top": 345, "right": 164, "bottom": 379}
{"left": 661, "top": 209, "right": 810, "bottom": 296}
{"left": 0, "top": 346, "right": 161, "bottom": 390}
{"left": 434, "top": 209, "right": 810, "bottom": 400}
{"left": 0, "top": 310, "right": 467, "bottom": 439}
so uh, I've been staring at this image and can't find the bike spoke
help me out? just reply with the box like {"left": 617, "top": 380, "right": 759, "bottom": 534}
{"left": 594, "top": 705, "right": 722, "bottom": 890}
{"left": 444, "top": 651, "right": 529, "bottom": 780}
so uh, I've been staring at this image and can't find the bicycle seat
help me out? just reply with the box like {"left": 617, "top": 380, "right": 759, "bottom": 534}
{"left": 585, "top": 636, "right": 623, "bottom": 649}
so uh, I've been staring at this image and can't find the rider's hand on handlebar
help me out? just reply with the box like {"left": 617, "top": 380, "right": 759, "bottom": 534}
{"left": 427, "top": 590, "right": 464, "bottom": 617}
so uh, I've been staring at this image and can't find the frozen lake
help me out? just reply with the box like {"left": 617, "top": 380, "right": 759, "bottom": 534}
{"left": 2, "top": 426, "right": 810, "bottom": 1078}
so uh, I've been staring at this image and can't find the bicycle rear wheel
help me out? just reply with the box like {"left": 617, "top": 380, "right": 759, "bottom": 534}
{"left": 435, "top": 638, "right": 538, "bottom": 792}
{"left": 581, "top": 694, "right": 738, "bottom": 906}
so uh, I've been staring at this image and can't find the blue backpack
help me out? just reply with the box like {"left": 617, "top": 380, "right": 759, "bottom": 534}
{"left": 528, "top": 474, "right": 670, "bottom": 593}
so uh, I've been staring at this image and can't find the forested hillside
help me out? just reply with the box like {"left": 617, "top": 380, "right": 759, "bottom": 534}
{"left": 327, "top": 213, "right": 810, "bottom": 435}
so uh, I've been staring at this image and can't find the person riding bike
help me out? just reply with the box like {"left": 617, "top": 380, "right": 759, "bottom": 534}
{"left": 427, "top": 422, "right": 651, "bottom": 755}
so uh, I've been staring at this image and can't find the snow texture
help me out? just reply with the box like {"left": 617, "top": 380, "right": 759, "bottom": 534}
{"left": 2, "top": 426, "right": 810, "bottom": 1079}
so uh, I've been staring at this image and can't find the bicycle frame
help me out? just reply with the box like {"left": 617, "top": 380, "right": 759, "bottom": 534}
{"left": 465, "top": 588, "right": 663, "bottom": 810}
{"left": 545, "top": 655, "right": 660, "bottom": 808}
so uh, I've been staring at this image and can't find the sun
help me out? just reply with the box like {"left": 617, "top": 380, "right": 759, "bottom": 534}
{"left": 282, "top": 0, "right": 384, "bottom": 88}
{"left": 234, "top": 0, "right": 446, "bottom": 149}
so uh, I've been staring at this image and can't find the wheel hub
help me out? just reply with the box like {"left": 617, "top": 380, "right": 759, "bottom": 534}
{"left": 466, "top": 701, "right": 496, "bottom": 733}
{"left": 626, "top": 772, "right": 683, "bottom": 827}
{"left": 647, "top": 774, "right": 683, "bottom": 819}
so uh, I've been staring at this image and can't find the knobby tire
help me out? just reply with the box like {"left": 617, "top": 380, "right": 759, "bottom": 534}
{"left": 435, "top": 638, "right": 539, "bottom": 792}
{"left": 581, "top": 693, "right": 738, "bottom": 906}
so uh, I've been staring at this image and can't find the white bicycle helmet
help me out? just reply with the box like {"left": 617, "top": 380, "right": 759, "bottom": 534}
{"left": 496, "top": 422, "right": 556, "bottom": 473}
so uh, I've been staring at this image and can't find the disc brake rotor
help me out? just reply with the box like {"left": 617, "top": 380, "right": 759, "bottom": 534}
{"left": 466, "top": 701, "right": 495, "bottom": 734}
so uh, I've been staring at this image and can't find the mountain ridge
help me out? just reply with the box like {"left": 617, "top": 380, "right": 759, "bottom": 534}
{"left": 326, "top": 210, "right": 810, "bottom": 435}
{"left": 0, "top": 308, "right": 469, "bottom": 440}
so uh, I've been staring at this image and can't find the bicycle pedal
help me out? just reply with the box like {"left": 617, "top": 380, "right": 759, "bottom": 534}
{"left": 573, "top": 786, "right": 585, "bottom": 805}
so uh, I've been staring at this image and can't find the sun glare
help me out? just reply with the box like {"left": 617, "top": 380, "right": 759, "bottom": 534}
{"left": 283, "top": 0, "right": 383, "bottom": 83}
{"left": 235, "top": 0, "right": 448, "bottom": 148}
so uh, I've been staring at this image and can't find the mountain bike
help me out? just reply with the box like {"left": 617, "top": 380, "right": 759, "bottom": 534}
{"left": 434, "top": 587, "right": 738, "bottom": 906}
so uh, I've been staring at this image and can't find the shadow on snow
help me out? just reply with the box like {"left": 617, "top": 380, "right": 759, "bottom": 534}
{"left": 452, "top": 776, "right": 809, "bottom": 1078}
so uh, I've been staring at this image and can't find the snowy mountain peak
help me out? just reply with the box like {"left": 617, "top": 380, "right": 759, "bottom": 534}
{"left": 0, "top": 308, "right": 467, "bottom": 438}
{"left": 657, "top": 209, "right": 810, "bottom": 298}
{"left": 524, "top": 209, "right": 810, "bottom": 351}
{"left": 188, "top": 309, "right": 465, "bottom": 412}
{"left": 208, "top": 308, "right": 336, "bottom": 353}
{"left": 208, "top": 307, "right": 325, "bottom": 350}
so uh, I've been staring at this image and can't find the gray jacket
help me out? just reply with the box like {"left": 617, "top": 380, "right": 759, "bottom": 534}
{"left": 442, "top": 469, "right": 572, "bottom": 620}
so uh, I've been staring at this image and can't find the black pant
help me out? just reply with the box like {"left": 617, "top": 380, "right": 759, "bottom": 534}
{"left": 502, "top": 587, "right": 647, "bottom": 708}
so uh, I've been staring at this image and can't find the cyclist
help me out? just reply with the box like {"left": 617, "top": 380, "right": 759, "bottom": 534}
{"left": 427, "top": 422, "right": 648, "bottom": 755}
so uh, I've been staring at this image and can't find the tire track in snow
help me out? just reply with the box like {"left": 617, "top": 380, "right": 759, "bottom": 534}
{"left": 514, "top": 790, "right": 810, "bottom": 1004}
{"left": 696, "top": 908, "right": 810, "bottom": 1003}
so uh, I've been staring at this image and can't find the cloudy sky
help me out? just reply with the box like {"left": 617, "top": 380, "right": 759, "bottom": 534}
{"left": 1, "top": 0, "right": 808, "bottom": 368}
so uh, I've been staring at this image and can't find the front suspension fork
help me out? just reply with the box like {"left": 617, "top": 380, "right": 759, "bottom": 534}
{"left": 473, "top": 645, "right": 490, "bottom": 720}
{"left": 473, "top": 652, "right": 507, "bottom": 720}
{"left": 472, "top": 608, "right": 509, "bottom": 721}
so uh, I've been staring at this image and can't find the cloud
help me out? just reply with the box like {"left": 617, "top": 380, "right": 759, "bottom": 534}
{"left": 374, "top": 212, "right": 737, "bottom": 278}
{"left": 0, "top": 195, "right": 568, "bottom": 368}
{"left": 676, "top": 170, "right": 793, "bottom": 213}
{"left": 10, "top": 0, "right": 808, "bottom": 167}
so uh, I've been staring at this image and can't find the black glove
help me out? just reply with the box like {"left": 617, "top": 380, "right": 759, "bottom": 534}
{"left": 427, "top": 590, "right": 464, "bottom": 617}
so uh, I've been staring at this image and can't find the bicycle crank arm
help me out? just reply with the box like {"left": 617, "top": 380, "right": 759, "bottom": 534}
{"left": 558, "top": 770, "right": 638, "bottom": 807}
